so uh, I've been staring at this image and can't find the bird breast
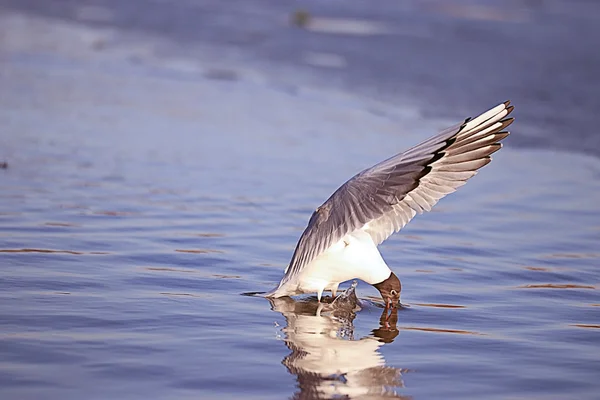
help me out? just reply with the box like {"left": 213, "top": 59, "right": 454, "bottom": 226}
{"left": 299, "top": 229, "right": 392, "bottom": 289}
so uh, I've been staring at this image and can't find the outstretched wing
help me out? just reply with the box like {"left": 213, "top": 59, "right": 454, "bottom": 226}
{"left": 281, "top": 101, "right": 514, "bottom": 284}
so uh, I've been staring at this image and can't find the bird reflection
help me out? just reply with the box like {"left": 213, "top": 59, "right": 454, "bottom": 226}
{"left": 269, "top": 296, "right": 408, "bottom": 400}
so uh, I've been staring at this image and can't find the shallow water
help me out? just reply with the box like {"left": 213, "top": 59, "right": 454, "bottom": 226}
{"left": 2, "top": 6, "right": 600, "bottom": 400}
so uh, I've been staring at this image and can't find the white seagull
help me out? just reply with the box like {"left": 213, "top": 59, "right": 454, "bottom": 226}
{"left": 266, "top": 101, "right": 514, "bottom": 307}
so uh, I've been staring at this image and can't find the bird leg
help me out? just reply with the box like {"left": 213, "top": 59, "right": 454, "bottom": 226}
{"left": 330, "top": 284, "right": 339, "bottom": 301}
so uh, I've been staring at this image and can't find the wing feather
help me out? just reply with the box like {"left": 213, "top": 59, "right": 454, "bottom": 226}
{"left": 278, "top": 101, "right": 514, "bottom": 284}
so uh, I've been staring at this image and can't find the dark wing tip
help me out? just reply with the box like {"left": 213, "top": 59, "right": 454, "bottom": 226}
{"left": 494, "top": 131, "right": 510, "bottom": 142}
{"left": 487, "top": 143, "right": 503, "bottom": 156}
{"left": 500, "top": 118, "right": 515, "bottom": 130}
{"left": 461, "top": 117, "right": 472, "bottom": 129}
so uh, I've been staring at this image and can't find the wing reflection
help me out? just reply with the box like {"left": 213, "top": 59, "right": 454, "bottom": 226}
{"left": 269, "top": 297, "right": 408, "bottom": 399}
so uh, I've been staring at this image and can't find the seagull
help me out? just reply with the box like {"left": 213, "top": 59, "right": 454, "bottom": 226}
{"left": 266, "top": 101, "right": 514, "bottom": 308}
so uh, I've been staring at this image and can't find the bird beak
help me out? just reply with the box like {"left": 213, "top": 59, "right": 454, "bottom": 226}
{"left": 383, "top": 296, "right": 400, "bottom": 322}
{"left": 386, "top": 296, "right": 398, "bottom": 310}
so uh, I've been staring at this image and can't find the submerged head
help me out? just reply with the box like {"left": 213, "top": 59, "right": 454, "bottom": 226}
{"left": 373, "top": 272, "right": 401, "bottom": 308}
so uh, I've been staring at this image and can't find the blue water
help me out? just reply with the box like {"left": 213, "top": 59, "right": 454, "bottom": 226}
{"left": 1, "top": 3, "right": 600, "bottom": 399}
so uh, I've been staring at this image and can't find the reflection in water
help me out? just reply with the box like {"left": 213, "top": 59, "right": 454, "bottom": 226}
{"left": 270, "top": 297, "right": 408, "bottom": 399}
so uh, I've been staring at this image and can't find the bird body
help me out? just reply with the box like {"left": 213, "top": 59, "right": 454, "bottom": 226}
{"left": 266, "top": 101, "right": 514, "bottom": 305}
{"left": 271, "top": 229, "right": 392, "bottom": 300}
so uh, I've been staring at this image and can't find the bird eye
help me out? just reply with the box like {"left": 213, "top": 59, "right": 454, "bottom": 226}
{"left": 390, "top": 290, "right": 397, "bottom": 296}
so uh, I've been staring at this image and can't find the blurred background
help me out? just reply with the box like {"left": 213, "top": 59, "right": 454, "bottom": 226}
{"left": 1, "top": 1, "right": 599, "bottom": 400}
{"left": 2, "top": 0, "right": 600, "bottom": 154}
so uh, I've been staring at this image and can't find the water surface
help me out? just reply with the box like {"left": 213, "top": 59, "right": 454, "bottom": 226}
{"left": 1, "top": 5, "right": 600, "bottom": 400}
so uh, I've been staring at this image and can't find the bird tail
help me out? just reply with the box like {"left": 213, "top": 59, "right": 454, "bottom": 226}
{"left": 263, "top": 286, "right": 282, "bottom": 298}
{"left": 263, "top": 281, "right": 293, "bottom": 298}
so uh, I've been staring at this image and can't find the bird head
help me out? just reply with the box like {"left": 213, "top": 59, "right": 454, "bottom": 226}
{"left": 373, "top": 272, "right": 401, "bottom": 309}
